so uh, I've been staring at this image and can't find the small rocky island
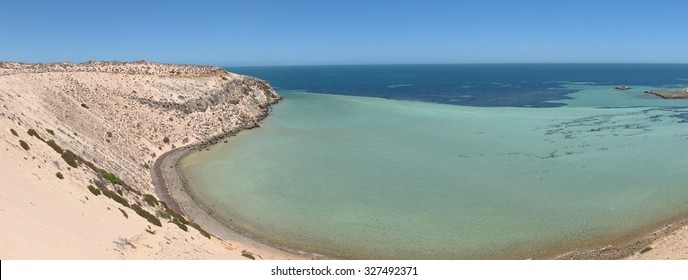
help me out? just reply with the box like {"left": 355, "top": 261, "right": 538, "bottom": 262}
{"left": 644, "top": 88, "right": 688, "bottom": 99}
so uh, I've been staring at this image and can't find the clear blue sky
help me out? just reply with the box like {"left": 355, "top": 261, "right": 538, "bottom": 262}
{"left": 2, "top": 0, "right": 687, "bottom": 66}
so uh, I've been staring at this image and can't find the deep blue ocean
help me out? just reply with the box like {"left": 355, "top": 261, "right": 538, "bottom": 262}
{"left": 229, "top": 64, "right": 688, "bottom": 108}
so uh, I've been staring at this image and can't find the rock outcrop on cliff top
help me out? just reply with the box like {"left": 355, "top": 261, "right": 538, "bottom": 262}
{"left": 1, "top": 61, "right": 278, "bottom": 192}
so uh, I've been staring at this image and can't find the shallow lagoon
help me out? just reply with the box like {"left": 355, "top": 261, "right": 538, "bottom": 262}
{"left": 181, "top": 85, "right": 688, "bottom": 259}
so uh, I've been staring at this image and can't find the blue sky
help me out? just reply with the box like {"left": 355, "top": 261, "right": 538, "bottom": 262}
{"left": 2, "top": 0, "right": 687, "bottom": 66}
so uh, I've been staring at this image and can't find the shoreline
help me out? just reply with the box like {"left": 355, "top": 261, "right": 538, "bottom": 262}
{"left": 151, "top": 94, "right": 687, "bottom": 260}
{"left": 555, "top": 213, "right": 688, "bottom": 259}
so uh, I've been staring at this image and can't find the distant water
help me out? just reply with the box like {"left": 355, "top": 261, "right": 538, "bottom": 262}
{"left": 230, "top": 64, "right": 688, "bottom": 107}
{"left": 180, "top": 65, "right": 688, "bottom": 259}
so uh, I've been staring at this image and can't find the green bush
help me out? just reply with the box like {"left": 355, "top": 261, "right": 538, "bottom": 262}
{"left": 46, "top": 140, "right": 64, "bottom": 154}
{"left": 241, "top": 250, "right": 256, "bottom": 260}
{"left": 121, "top": 183, "right": 138, "bottom": 195}
{"left": 56, "top": 172, "right": 64, "bottom": 179}
{"left": 131, "top": 204, "right": 162, "bottom": 227}
{"left": 27, "top": 129, "right": 43, "bottom": 141}
{"left": 81, "top": 103, "right": 89, "bottom": 109}
{"left": 45, "top": 129, "right": 55, "bottom": 135}
{"left": 19, "top": 140, "right": 29, "bottom": 150}
{"left": 80, "top": 158, "right": 98, "bottom": 172}
{"left": 102, "top": 188, "right": 129, "bottom": 207}
{"left": 87, "top": 185, "right": 101, "bottom": 196}
{"left": 165, "top": 208, "right": 189, "bottom": 225}
{"left": 640, "top": 247, "right": 652, "bottom": 254}
{"left": 159, "top": 201, "right": 180, "bottom": 221}
{"left": 157, "top": 210, "right": 171, "bottom": 220}
{"left": 163, "top": 136, "right": 170, "bottom": 144}
{"left": 143, "top": 194, "right": 158, "bottom": 207}
{"left": 158, "top": 203, "right": 201, "bottom": 234}
{"left": 101, "top": 171, "right": 120, "bottom": 184}
{"left": 171, "top": 219, "right": 188, "bottom": 231}
{"left": 10, "top": 128, "right": 18, "bottom": 137}
{"left": 190, "top": 222, "right": 211, "bottom": 239}
{"left": 61, "top": 150, "right": 79, "bottom": 168}
{"left": 118, "top": 208, "right": 128, "bottom": 218}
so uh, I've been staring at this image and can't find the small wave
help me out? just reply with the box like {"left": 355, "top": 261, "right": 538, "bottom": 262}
{"left": 387, "top": 84, "right": 414, "bottom": 88}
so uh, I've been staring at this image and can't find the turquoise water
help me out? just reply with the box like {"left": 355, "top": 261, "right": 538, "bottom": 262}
{"left": 180, "top": 83, "right": 688, "bottom": 259}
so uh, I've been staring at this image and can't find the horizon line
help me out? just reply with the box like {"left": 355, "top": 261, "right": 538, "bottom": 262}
{"left": 4, "top": 60, "right": 688, "bottom": 68}
{"left": 225, "top": 62, "right": 688, "bottom": 68}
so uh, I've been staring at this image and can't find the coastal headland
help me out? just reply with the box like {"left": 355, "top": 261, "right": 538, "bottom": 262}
{"left": 0, "top": 61, "right": 303, "bottom": 259}
{"left": 0, "top": 61, "right": 686, "bottom": 259}
{"left": 644, "top": 88, "right": 688, "bottom": 99}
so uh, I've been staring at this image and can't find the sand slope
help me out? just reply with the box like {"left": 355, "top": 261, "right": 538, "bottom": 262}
{"left": 0, "top": 61, "right": 301, "bottom": 259}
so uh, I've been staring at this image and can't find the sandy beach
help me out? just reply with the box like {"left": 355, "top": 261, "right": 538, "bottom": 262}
{"left": 1, "top": 61, "right": 686, "bottom": 260}
{"left": 557, "top": 216, "right": 688, "bottom": 260}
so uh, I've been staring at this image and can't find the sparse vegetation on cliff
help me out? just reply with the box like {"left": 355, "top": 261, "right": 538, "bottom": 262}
{"left": 143, "top": 194, "right": 158, "bottom": 207}
{"left": 119, "top": 208, "right": 128, "bottom": 218}
{"left": 87, "top": 185, "right": 101, "bottom": 196}
{"left": 101, "top": 188, "right": 129, "bottom": 207}
{"left": 61, "top": 150, "right": 79, "bottom": 168}
{"left": 19, "top": 140, "right": 29, "bottom": 150}
{"left": 46, "top": 140, "right": 64, "bottom": 154}
{"left": 190, "top": 222, "right": 212, "bottom": 239}
{"left": 0, "top": 61, "right": 281, "bottom": 258}
{"left": 101, "top": 171, "right": 120, "bottom": 185}
{"left": 241, "top": 250, "right": 256, "bottom": 260}
{"left": 131, "top": 204, "right": 162, "bottom": 227}
{"left": 171, "top": 219, "right": 188, "bottom": 231}
{"left": 27, "top": 128, "right": 43, "bottom": 141}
